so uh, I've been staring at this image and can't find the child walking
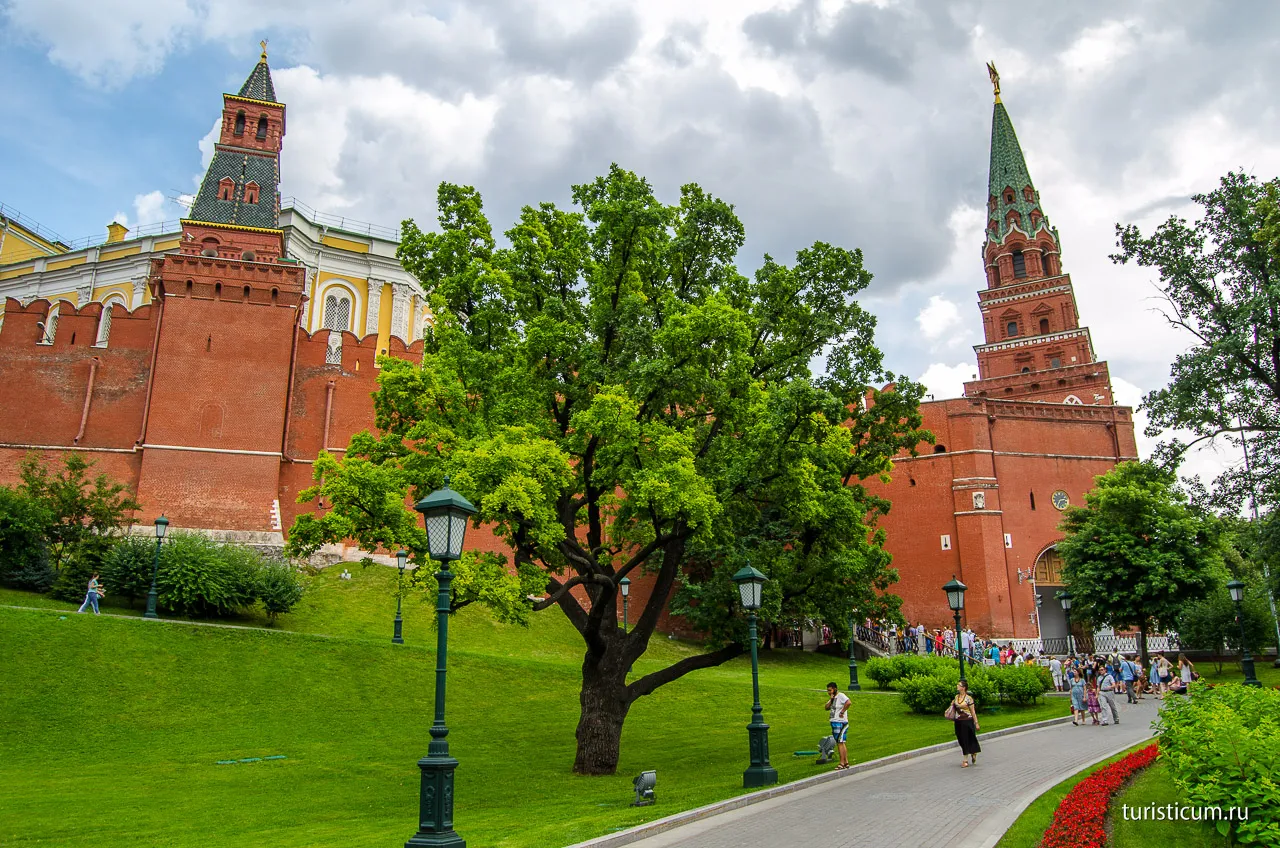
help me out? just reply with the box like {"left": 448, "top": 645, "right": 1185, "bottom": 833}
{"left": 1085, "top": 680, "right": 1101, "bottom": 725}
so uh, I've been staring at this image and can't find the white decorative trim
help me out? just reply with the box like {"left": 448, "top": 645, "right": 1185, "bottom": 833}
{"left": 142, "top": 443, "right": 282, "bottom": 457}
{"left": 975, "top": 328, "right": 1090, "bottom": 354}
{"left": 390, "top": 282, "right": 412, "bottom": 341}
{"left": 131, "top": 277, "right": 149, "bottom": 308}
{"left": 898, "top": 449, "right": 1138, "bottom": 463}
{"left": 76, "top": 283, "right": 93, "bottom": 306}
{"left": 365, "top": 278, "right": 384, "bottom": 336}
{"left": 0, "top": 442, "right": 137, "bottom": 454}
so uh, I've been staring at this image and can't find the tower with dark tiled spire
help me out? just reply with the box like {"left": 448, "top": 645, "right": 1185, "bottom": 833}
{"left": 184, "top": 43, "right": 287, "bottom": 253}
{"left": 964, "top": 65, "right": 1114, "bottom": 406}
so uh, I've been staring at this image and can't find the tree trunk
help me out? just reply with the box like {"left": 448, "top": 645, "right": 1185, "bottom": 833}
{"left": 572, "top": 646, "right": 631, "bottom": 775}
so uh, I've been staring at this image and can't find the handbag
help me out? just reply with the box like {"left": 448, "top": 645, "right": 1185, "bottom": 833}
{"left": 944, "top": 703, "right": 961, "bottom": 721}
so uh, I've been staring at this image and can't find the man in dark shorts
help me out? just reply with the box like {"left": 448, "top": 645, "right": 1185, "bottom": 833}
{"left": 825, "top": 682, "right": 851, "bottom": 770}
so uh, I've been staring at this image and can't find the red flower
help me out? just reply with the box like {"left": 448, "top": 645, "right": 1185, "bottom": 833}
{"left": 1040, "top": 744, "right": 1158, "bottom": 848}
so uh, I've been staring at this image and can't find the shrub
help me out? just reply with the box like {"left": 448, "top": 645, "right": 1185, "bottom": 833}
{"left": 49, "top": 535, "right": 118, "bottom": 602}
{"left": 1157, "top": 683, "right": 1280, "bottom": 844}
{"left": 894, "top": 665, "right": 996, "bottom": 714}
{"left": 257, "top": 559, "right": 305, "bottom": 624}
{"left": 864, "top": 654, "right": 957, "bottom": 689}
{"left": 0, "top": 486, "right": 51, "bottom": 590}
{"left": 101, "top": 535, "right": 160, "bottom": 606}
{"left": 156, "top": 533, "right": 259, "bottom": 617}
{"left": 987, "top": 663, "right": 1050, "bottom": 705}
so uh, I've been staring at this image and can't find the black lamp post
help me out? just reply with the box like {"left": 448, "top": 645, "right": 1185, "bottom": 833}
{"left": 732, "top": 564, "right": 778, "bottom": 789}
{"left": 620, "top": 576, "right": 632, "bottom": 674}
{"left": 847, "top": 613, "right": 861, "bottom": 691}
{"left": 943, "top": 576, "right": 967, "bottom": 683}
{"left": 1058, "top": 590, "right": 1074, "bottom": 657}
{"left": 143, "top": 515, "right": 169, "bottom": 619}
{"left": 392, "top": 549, "right": 408, "bottom": 645}
{"left": 407, "top": 477, "right": 476, "bottom": 848}
{"left": 1227, "top": 579, "right": 1262, "bottom": 688}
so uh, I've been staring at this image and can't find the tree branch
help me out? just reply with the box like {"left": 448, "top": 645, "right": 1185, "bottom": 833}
{"left": 625, "top": 642, "right": 744, "bottom": 703}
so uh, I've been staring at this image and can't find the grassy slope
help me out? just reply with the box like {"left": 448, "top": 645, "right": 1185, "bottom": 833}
{"left": 3, "top": 568, "right": 1063, "bottom": 847}
{"left": 1110, "top": 759, "right": 1232, "bottom": 847}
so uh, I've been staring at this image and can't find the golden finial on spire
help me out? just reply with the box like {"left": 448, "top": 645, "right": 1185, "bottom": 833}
{"left": 260, "top": 39, "right": 268, "bottom": 61}
{"left": 986, "top": 61, "right": 1001, "bottom": 103}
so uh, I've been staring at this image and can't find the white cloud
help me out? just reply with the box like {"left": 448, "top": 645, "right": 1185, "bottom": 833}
{"left": 916, "top": 295, "right": 962, "bottom": 341}
{"left": 918, "top": 361, "right": 974, "bottom": 400}
{"left": 4, "top": 0, "right": 199, "bottom": 87}
{"left": 132, "top": 190, "right": 167, "bottom": 226}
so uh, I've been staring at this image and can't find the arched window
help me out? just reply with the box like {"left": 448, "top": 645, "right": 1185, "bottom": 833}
{"left": 1064, "top": 395, "right": 1083, "bottom": 405}
{"left": 95, "top": 298, "right": 125, "bottom": 347}
{"left": 234, "top": 111, "right": 245, "bottom": 136}
{"left": 256, "top": 115, "right": 268, "bottom": 141}
{"left": 1007, "top": 321, "right": 1019, "bottom": 338}
{"left": 323, "top": 292, "right": 353, "bottom": 365}
{"left": 40, "top": 303, "right": 60, "bottom": 344}
{"left": 244, "top": 181, "right": 260, "bottom": 204}
{"left": 1039, "top": 317, "right": 1050, "bottom": 334}
{"left": 1012, "top": 250, "right": 1027, "bottom": 279}
{"left": 218, "top": 178, "right": 235, "bottom": 202}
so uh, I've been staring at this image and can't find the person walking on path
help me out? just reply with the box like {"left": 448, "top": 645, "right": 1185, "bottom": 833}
{"left": 824, "top": 682, "right": 851, "bottom": 770}
{"left": 76, "top": 572, "right": 104, "bottom": 615}
{"left": 1084, "top": 680, "right": 1102, "bottom": 725}
{"left": 1069, "top": 673, "right": 1086, "bottom": 725}
{"left": 950, "top": 680, "right": 981, "bottom": 767}
{"left": 1119, "top": 654, "right": 1139, "bottom": 703}
{"left": 1098, "top": 667, "right": 1121, "bottom": 725}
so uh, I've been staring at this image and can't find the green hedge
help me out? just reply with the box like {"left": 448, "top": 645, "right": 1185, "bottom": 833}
{"left": 896, "top": 666, "right": 998, "bottom": 714}
{"left": 987, "top": 664, "right": 1051, "bottom": 705}
{"left": 1157, "top": 683, "right": 1280, "bottom": 844}
{"left": 864, "top": 654, "right": 958, "bottom": 689}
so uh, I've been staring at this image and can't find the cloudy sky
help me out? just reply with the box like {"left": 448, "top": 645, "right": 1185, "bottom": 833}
{"left": 4, "top": 0, "right": 1279, "bottom": 485}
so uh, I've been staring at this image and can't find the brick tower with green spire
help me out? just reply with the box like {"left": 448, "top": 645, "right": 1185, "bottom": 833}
{"left": 963, "top": 65, "right": 1115, "bottom": 406}
{"left": 136, "top": 45, "right": 307, "bottom": 530}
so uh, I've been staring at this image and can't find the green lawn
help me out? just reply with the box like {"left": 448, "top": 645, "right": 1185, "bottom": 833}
{"left": 2, "top": 567, "right": 1064, "bottom": 847}
{"left": 1111, "top": 759, "right": 1232, "bottom": 847}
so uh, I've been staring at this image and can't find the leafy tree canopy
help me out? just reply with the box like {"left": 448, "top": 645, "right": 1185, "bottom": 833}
{"left": 286, "top": 166, "right": 927, "bottom": 773}
{"left": 1112, "top": 172, "right": 1280, "bottom": 511}
{"left": 1058, "top": 461, "right": 1224, "bottom": 663}
{"left": 17, "top": 452, "right": 139, "bottom": 573}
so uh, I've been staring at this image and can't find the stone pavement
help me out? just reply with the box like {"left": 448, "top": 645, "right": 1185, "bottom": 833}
{"left": 583, "top": 697, "right": 1161, "bottom": 848}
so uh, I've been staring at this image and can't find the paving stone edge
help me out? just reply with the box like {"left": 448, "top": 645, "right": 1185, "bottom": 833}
{"left": 564, "top": 714, "right": 1074, "bottom": 848}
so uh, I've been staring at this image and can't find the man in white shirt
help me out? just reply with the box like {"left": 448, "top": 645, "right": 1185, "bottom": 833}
{"left": 825, "top": 682, "right": 851, "bottom": 770}
{"left": 1049, "top": 656, "right": 1063, "bottom": 691}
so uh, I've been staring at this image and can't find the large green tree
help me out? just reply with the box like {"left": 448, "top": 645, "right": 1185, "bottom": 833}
{"left": 1057, "top": 461, "right": 1223, "bottom": 665}
{"left": 287, "top": 168, "right": 926, "bottom": 774}
{"left": 1112, "top": 172, "right": 1280, "bottom": 511}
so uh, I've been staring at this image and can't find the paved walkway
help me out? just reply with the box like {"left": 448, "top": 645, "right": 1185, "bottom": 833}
{"left": 594, "top": 697, "right": 1161, "bottom": 848}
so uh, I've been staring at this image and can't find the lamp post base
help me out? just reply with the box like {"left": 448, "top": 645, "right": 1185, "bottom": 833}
{"left": 743, "top": 721, "right": 778, "bottom": 788}
{"left": 405, "top": 755, "right": 465, "bottom": 848}
{"left": 848, "top": 661, "right": 861, "bottom": 691}
{"left": 143, "top": 589, "right": 159, "bottom": 620}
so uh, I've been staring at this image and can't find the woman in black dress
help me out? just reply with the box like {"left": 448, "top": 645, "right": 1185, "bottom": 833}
{"left": 952, "top": 680, "right": 981, "bottom": 767}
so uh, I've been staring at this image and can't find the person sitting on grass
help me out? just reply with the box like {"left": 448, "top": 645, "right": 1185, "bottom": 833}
{"left": 824, "top": 682, "right": 851, "bottom": 771}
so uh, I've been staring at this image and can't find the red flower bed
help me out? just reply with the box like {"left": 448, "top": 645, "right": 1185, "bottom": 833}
{"left": 1040, "top": 744, "right": 1159, "bottom": 848}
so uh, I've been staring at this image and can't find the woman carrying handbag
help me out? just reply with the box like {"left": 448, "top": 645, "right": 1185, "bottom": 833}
{"left": 946, "top": 680, "right": 981, "bottom": 767}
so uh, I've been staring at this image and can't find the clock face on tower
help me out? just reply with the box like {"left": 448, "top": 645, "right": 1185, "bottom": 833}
{"left": 1051, "top": 490, "right": 1070, "bottom": 511}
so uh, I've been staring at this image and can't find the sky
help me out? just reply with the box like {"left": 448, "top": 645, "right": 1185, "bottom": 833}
{"left": 4, "top": 0, "right": 1280, "bottom": 488}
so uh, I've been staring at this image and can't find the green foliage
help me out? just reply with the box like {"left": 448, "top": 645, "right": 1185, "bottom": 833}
{"left": 1113, "top": 172, "right": 1280, "bottom": 512}
{"left": 1058, "top": 461, "right": 1223, "bottom": 643}
{"left": 49, "top": 535, "right": 118, "bottom": 602}
{"left": 1177, "top": 586, "right": 1275, "bottom": 658}
{"left": 284, "top": 168, "right": 927, "bottom": 771}
{"left": 895, "top": 665, "right": 996, "bottom": 714}
{"left": 156, "top": 533, "right": 258, "bottom": 617}
{"left": 17, "top": 452, "right": 139, "bottom": 575}
{"left": 987, "top": 663, "right": 1050, "bottom": 705}
{"left": 100, "top": 535, "right": 158, "bottom": 605}
{"left": 0, "top": 485, "right": 53, "bottom": 591}
{"left": 863, "top": 654, "right": 957, "bottom": 689}
{"left": 1157, "top": 683, "right": 1280, "bottom": 844}
{"left": 256, "top": 559, "right": 306, "bottom": 624}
